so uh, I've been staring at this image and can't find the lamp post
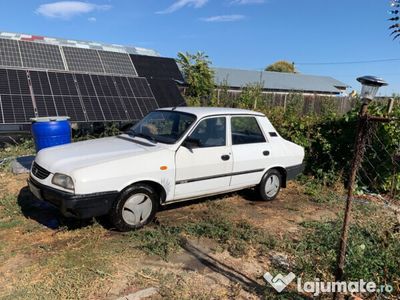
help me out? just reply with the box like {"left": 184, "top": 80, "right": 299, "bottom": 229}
{"left": 357, "top": 76, "right": 388, "bottom": 114}
{"left": 334, "top": 76, "right": 387, "bottom": 299}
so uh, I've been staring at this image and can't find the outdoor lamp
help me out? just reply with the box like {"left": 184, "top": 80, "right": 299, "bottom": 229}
{"left": 357, "top": 76, "right": 388, "bottom": 102}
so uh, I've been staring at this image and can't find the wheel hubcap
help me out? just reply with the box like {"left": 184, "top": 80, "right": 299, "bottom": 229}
{"left": 122, "top": 193, "right": 152, "bottom": 226}
{"left": 265, "top": 174, "right": 280, "bottom": 197}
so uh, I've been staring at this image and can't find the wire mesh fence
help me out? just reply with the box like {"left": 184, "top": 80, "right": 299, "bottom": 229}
{"left": 357, "top": 118, "right": 400, "bottom": 201}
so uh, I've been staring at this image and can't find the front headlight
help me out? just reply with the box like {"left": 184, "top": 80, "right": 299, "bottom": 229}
{"left": 52, "top": 173, "right": 74, "bottom": 190}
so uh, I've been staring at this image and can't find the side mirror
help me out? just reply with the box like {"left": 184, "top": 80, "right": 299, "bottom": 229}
{"left": 183, "top": 137, "right": 201, "bottom": 149}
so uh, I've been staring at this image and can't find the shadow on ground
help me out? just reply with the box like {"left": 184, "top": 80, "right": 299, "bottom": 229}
{"left": 181, "top": 238, "right": 265, "bottom": 295}
{"left": 16, "top": 185, "right": 261, "bottom": 231}
{"left": 159, "top": 188, "right": 260, "bottom": 212}
{"left": 17, "top": 186, "right": 94, "bottom": 230}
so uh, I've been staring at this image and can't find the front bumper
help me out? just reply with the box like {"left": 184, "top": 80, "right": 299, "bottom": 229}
{"left": 28, "top": 177, "right": 119, "bottom": 219}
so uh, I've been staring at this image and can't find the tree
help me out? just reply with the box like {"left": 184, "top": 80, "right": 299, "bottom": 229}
{"left": 237, "top": 83, "right": 264, "bottom": 110}
{"left": 177, "top": 51, "right": 215, "bottom": 105}
{"left": 265, "top": 60, "right": 296, "bottom": 73}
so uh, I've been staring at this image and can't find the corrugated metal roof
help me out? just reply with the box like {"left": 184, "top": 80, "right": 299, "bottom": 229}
{"left": 214, "top": 67, "right": 348, "bottom": 94}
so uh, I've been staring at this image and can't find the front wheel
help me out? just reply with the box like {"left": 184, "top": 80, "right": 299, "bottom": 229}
{"left": 258, "top": 169, "right": 282, "bottom": 201}
{"left": 110, "top": 184, "right": 158, "bottom": 231}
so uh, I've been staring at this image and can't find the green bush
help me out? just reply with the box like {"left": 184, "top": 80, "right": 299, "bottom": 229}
{"left": 262, "top": 98, "right": 400, "bottom": 192}
{"left": 295, "top": 216, "right": 400, "bottom": 284}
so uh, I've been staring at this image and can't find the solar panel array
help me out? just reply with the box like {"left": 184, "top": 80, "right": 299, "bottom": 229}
{"left": 0, "top": 39, "right": 139, "bottom": 76}
{"left": 0, "top": 38, "right": 185, "bottom": 125}
{"left": 0, "top": 67, "right": 158, "bottom": 124}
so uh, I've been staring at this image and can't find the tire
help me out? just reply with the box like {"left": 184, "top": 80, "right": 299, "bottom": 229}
{"left": 110, "top": 183, "right": 158, "bottom": 231}
{"left": 258, "top": 169, "right": 282, "bottom": 201}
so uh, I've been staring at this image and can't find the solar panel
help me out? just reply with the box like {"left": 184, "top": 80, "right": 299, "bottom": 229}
{"left": 75, "top": 73, "right": 105, "bottom": 121}
{"left": 114, "top": 76, "right": 131, "bottom": 97}
{"left": 19, "top": 41, "right": 65, "bottom": 70}
{"left": 29, "top": 71, "right": 58, "bottom": 117}
{"left": 63, "top": 47, "right": 104, "bottom": 73}
{"left": 0, "top": 39, "right": 22, "bottom": 68}
{"left": 33, "top": 95, "right": 58, "bottom": 117}
{"left": 90, "top": 74, "right": 128, "bottom": 121}
{"left": 147, "top": 79, "right": 186, "bottom": 108}
{"left": 0, "top": 69, "right": 9, "bottom": 94}
{"left": 47, "top": 72, "right": 86, "bottom": 122}
{"left": 98, "top": 50, "right": 137, "bottom": 76}
{"left": 0, "top": 94, "right": 35, "bottom": 124}
{"left": 0, "top": 69, "right": 35, "bottom": 124}
{"left": 121, "top": 97, "right": 142, "bottom": 120}
{"left": 30, "top": 71, "right": 52, "bottom": 96}
{"left": 136, "top": 98, "right": 159, "bottom": 115}
{"left": 130, "top": 55, "right": 184, "bottom": 81}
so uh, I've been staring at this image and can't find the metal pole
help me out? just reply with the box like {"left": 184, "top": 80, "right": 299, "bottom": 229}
{"left": 334, "top": 101, "right": 370, "bottom": 299}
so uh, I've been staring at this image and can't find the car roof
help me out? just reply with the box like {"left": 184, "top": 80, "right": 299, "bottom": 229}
{"left": 157, "top": 107, "right": 265, "bottom": 119}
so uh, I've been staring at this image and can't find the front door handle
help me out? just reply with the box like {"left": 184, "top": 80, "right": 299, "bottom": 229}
{"left": 263, "top": 151, "right": 270, "bottom": 156}
{"left": 221, "top": 155, "right": 230, "bottom": 161}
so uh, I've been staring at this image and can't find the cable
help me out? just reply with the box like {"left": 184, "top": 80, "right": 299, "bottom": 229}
{"left": 295, "top": 58, "right": 400, "bottom": 66}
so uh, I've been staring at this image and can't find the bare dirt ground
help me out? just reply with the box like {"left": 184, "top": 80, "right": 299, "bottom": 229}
{"left": 0, "top": 172, "right": 397, "bottom": 299}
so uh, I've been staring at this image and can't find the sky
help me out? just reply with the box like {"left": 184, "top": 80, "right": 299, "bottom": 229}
{"left": 0, "top": 0, "right": 399, "bottom": 95}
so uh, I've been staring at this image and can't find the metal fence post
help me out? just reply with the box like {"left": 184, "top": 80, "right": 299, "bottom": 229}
{"left": 333, "top": 76, "right": 387, "bottom": 300}
{"left": 333, "top": 103, "right": 369, "bottom": 300}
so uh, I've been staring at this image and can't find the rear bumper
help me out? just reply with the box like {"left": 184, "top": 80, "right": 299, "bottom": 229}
{"left": 28, "top": 177, "right": 118, "bottom": 219}
{"left": 286, "top": 163, "right": 305, "bottom": 181}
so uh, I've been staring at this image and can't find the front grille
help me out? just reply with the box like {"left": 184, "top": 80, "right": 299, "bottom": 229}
{"left": 31, "top": 162, "right": 50, "bottom": 180}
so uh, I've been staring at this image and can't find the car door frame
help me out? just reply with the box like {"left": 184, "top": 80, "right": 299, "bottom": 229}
{"left": 173, "top": 115, "right": 233, "bottom": 200}
{"left": 229, "top": 115, "right": 271, "bottom": 189}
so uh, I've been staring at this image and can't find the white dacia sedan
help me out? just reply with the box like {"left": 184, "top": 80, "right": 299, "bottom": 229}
{"left": 29, "top": 107, "right": 305, "bottom": 231}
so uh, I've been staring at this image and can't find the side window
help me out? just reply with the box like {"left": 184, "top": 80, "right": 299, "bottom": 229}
{"left": 188, "top": 117, "right": 226, "bottom": 148}
{"left": 231, "top": 117, "right": 266, "bottom": 145}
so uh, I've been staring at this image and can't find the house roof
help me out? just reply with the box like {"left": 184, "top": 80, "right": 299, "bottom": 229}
{"left": 213, "top": 67, "right": 348, "bottom": 94}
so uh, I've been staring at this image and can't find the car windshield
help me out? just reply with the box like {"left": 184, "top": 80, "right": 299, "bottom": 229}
{"left": 127, "top": 111, "right": 197, "bottom": 144}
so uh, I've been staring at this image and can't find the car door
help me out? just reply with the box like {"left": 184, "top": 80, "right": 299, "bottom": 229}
{"left": 174, "top": 116, "right": 233, "bottom": 199}
{"left": 230, "top": 116, "right": 270, "bottom": 188}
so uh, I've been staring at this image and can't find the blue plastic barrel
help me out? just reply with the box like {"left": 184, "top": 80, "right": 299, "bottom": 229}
{"left": 31, "top": 117, "right": 72, "bottom": 152}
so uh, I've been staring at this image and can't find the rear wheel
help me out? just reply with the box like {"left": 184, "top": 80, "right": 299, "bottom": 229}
{"left": 110, "top": 184, "right": 158, "bottom": 231}
{"left": 259, "top": 169, "right": 282, "bottom": 201}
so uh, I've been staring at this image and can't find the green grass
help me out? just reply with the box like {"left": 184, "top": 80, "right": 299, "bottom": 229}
{"left": 0, "top": 218, "right": 23, "bottom": 229}
{"left": 302, "top": 178, "right": 341, "bottom": 204}
{"left": 0, "top": 224, "right": 129, "bottom": 300}
{"left": 0, "top": 194, "right": 20, "bottom": 218}
{"left": 185, "top": 217, "right": 276, "bottom": 257}
{"left": 129, "top": 225, "right": 184, "bottom": 260}
{"left": 129, "top": 210, "right": 277, "bottom": 259}
{"left": 281, "top": 206, "right": 400, "bottom": 288}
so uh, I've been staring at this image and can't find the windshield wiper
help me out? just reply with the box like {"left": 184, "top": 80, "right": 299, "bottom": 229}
{"left": 126, "top": 131, "right": 157, "bottom": 144}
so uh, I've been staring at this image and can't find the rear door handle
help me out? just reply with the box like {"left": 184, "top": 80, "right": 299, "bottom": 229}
{"left": 263, "top": 151, "right": 270, "bottom": 156}
{"left": 221, "top": 155, "right": 230, "bottom": 161}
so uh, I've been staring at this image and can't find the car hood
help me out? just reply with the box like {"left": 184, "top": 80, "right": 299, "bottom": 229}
{"left": 35, "top": 134, "right": 165, "bottom": 174}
